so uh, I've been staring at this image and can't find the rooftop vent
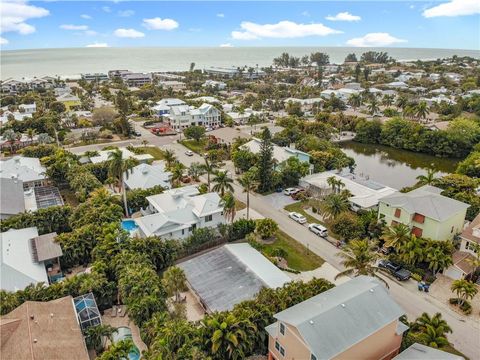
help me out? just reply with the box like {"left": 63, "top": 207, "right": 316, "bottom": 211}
{"left": 341, "top": 304, "right": 346, "bottom": 308}
{"left": 369, "top": 288, "right": 374, "bottom": 293}
{"left": 309, "top": 320, "right": 314, "bottom": 325}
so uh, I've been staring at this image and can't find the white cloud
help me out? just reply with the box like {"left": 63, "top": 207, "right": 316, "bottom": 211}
{"left": 118, "top": 10, "right": 135, "bottom": 17}
{"left": 80, "top": 14, "right": 92, "bottom": 20}
{"left": 142, "top": 17, "right": 179, "bottom": 30}
{"left": 231, "top": 20, "right": 341, "bottom": 40}
{"left": 84, "top": 30, "right": 98, "bottom": 36}
{"left": 0, "top": 0, "right": 50, "bottom": 35}
{"left": 220, "top": 43, "right": 233, "bottom": 47}
{"left": 102, "top": 6, "right": 111, "bottom": 13}
{"left": 423, "top": 0, "right": 480, "bottom": 17}
{"left": 60, "top": 24, "right": 88, "bottom": 31}
{"left": 217, "top": 13, "right": 225, "bottom": 18}
{"left": 86, "top": 42, "right": 109, "bottom": 48}
{"left": 114, "top": 28, "right": 145, "bottom": 38}
{"left": 0, "top": 37, "right": 9, "bottom": 45}
{"left": 346, "top": 32, "right": 407, "bottom": 47}
{"left": 325, "top": 12, "right": 361, "bottom": 21}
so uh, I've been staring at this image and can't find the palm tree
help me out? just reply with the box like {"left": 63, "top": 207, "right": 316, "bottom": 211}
{"left": 412, "top": 312, "right": 452, "bottom": 349}
{"left": 162, "top": 266, "right": 188, "bottom": 303}
{"left": 85, "top": 324, "right": 116, "bottom": 353}
{"left": 26, "top": 128, "right": 36, "bottom": 141}
{"left": 397, "top": 234, "right": 425, "bottom": 266}
{"left": 426, "top": 246, "right": 453, "bottom": 276}
{"left": 416, "top": 168, "right": 438, "bottom": 185}
{"left": 348, "top": 93, "right": 362, "bottom": 111}
{"left": 382, "top": 94, "right": 394, "bottom": 107}
{"left": 222, "top": 192, "right": 236, "bottom": 223}
{"left": 170, "top": 163, "right": 185, "bottom": 187}
{"left": 200, "top": 157, "right": 217, "bottom": 191}
{"left": 320, "top": 193, "right": 349, "bottom": 220}
{"left": 188, "top": 162, "right": 205, "bottom": 182}
{"left": 162, "top": 149, "right": 177, "bottom": 168}
{"left": 415, "top": 101, "right": 430, "bottom": 121}
{"left": 107, "top": 149, "right": 136, "bottom": 216}
{"left": 335, "top": 239, "right": 388, "bottom": 286}
{"left": 212, "top": 170, "right": 234, "bottom": 197}
{"left": 238, "top": 170, "right": 258, "bottom": 220}
{"left": 382, "top": 224, "right": 411, "bottom": 251}
{"left": 367, "top": 97, "right": 380, "bottom": 116}
{"left": 450, "top": 279, "right": 478, "bottom": 306}
{"left": 416, "top": 325, "right": 450, "bottom": 348}
{"left": 396, "top": 95, "right": 408, "bottom": 113}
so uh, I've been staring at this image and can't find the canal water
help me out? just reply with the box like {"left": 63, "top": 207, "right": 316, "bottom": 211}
{"left": 340, "top": 142, "right": 460, "bottom": 190}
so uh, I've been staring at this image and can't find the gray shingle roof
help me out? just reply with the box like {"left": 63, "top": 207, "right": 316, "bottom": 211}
{"left": 273, "top": 276, "right": 406, "bottom": 359}
{"left": 379, "top": 185, "right": 469, "bottom": 221}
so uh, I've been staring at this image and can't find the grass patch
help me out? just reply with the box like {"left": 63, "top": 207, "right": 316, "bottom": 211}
{"left": 261, "top": 230, "right": 324, "bottom": 271}
{"left": 235, "top": 199, "right": 246, "bottom": 211}
{"left": 180, "top": 139, "right": 207, "bottom": 154}
{"left": 60, "top": 189, "right": 79, "bottom": 207}
{"left": 135, "top": 146, "right": 165, "bottom": 160}
{"left": 284, "top": 201, "right": 324, "bottom": 225}
{"left": 443, "top": 345, "right": 469, "bottom": 360}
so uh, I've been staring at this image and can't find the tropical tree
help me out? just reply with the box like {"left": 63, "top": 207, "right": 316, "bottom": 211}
{"left": 411, "top": 312, "right": 452, "bottom": 349}
{"left": 222, "top": 192, "right": 236, "bottom": 223}
{"left": 450, "top": 279, "right": 478, "bottom": 306}
{"left": 162, "top": 149, "right": 177, "bottom": 168}
{"left": 335, "top": 239, "right": 387, "bottom": 286}
{"left": 397, "top": 235, "right": 425, "bottom": 266}
{"left": 382, "top": 224, "right": 411, "bottom": 251}
{"left": 170, "top": 163, "right": 185, "bottom": 187}
{"left": 416, "top": 168, "right": 438, "bottom": 185}
{"left": 97, "top": 339, "right": 134, "bottom": 360}
{"left": 382, "top": 94, "right": 394, "bottom": 107}
{"left": 85, "top": 324, "right": 116, "bottom": 353}
{"left": 107, "top": 149, "right": 136, "bottom": 216}
{"left": 200, "top": 157, "right": 218, "bottom": 191}
{"left": 257, "top": 128, "right": 274, "bottom": 193}
{"left": 415, "top": 101, "right": 430, "bottom": 121}
{"left": 255, "top": 218, "right": 278, "bottom": 239}
{"left": 162, "top": 266, "right": 188, "bottom": 303}
{"left": 212, "top": 170, "right": 234, "bottom": 197}
{"left": 326, "top": 176, "right": 345, "bottom": 193}
{"left": 348, "top": 93, "right": 362, "bottom": 111}
{"left": 416, "top": 325, "right": 450, "bottom": 348}
{"left": 320, "top": 193, "right": 349, "bottom": 220}
{"left": 26, "top": 128, "right": 36, "bottom": 141}
{"left": 188, "top": 162, "right": 205, "bottom": 182}
{"left": 238, "top": 169, "right": 258, "bottom": 220}
{"left": 367, "top": 97, "right": 380, "bottom": 116}
{"left": 426, "top": 243, "right": 453, "bottom": 276}
{"left": 396, "top": 95, "right": 408, "bottom": 112}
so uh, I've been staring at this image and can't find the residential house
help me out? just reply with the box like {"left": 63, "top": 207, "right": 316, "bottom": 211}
{"left": 1, "top": 78, "right": 25, "bottom": 93}
{"left": 204, "top": 66, "right": 266, "bottom": 79}
{"left": 167, "top": 103, "right": 221, "bottom": 130}
{"left": 203, "top": 79, "right": 227, "bottom": 90}
{"left": 178, "top": 243, "right": 291, "bottom": 313}
{"left": 134, "top": 185, "right": 225, "bottom": 239}
{"left": 387, "top": 81, "right": 409, "bottom": 89}
{"left": 394, "top": 343, "right": 464, "bottom": 360}
{"left": 151, "top": 98, "right": 186, "bottom": 116}
{"left": 0, "top": 296, "right": 89, "bottom": 360}
{"left": 445, "top": 213, "right": 480, "bottom": 280}
{"left": 158, "top": 80, "right": 186, "bottom": 92}
{"left": 378, "top": 185, "right": 469, "bottom": 241}
{"left": 122, "top": 72, "right": 152, "bottom": 86}
{"left": 0, "top": 177, "right": 25, "bottom": 219}
{"left": 81, "top": 73, "right": 109, "bottom": 82}
{"left": 124, "top": 162, "right": 172, "bottom": 190}
{"left": 0, "top": 111, "right": 33, "bottom": 125}
{"left": 87, "top": 147, "right": 153, "bottom": 164}
{"left": 1, "top": 227, "right": 63, "bottom": 292}
{"left": 0, "top": 156, "right": 47, "bottom": 189}
{"left": 56, "top": 93, "right": 81, "bottom": 111}
{"left": 300, "top": 171, "right": 397, "bottom": 212}
{"left": 283, "top": 97, "right": 323, "bottom": 113}
{"left": 266, "top": 276, "right": 407, "bottom": 360}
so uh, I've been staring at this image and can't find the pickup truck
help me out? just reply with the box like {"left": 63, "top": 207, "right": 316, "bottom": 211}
{"left": 378, "top": 260, "right": 411, "bottom": 281}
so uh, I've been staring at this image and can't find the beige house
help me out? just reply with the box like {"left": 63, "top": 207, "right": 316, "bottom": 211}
{"left": 266, "top": 276, "right": 407, "bottom": 360}
{"left": 378, "top": 185, "right": 469, "bottom": 241}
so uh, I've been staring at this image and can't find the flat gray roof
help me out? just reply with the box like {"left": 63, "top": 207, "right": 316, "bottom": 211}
{"left": 394, "top": 343, "right": 464, "bottom": 360}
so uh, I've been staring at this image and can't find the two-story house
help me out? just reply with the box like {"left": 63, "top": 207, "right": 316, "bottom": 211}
{"left": 266, "top": 276, "right": 408, "bottom": 360}
{"left": 378, "top": 185, "right": 469, "bottom": 241}
{"left": 167, "top": 103, "right": 221, "bottom": 130}
{"left": 134, "top": 185, "right": 225, "bottom": 239}
{"left": 0, "top": 156, "right": 47, "bottom": 189}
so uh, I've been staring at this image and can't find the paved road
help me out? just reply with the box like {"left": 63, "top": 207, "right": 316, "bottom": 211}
{"left": 166, "top": 142, "right": 480, "bottom": 359}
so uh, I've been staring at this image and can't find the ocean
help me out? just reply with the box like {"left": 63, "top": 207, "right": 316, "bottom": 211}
{"left": 1, "top": 47, "right": 479, "bottom": 80}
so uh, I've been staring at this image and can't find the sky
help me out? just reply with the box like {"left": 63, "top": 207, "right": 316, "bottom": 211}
{"left": 1, "top": 0, "right": 479, "bottom": 50}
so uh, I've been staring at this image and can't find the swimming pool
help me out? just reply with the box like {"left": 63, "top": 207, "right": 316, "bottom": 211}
{"left": 112, "top": 326, "right": 141, "bottom": 360}
{"left": 121, "top": 220, "right": 139, "bottom": 232}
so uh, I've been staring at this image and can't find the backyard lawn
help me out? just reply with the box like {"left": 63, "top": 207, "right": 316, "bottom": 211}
{"left": 284, "top": 201, "right": 325, "bottom": 225}
{"left": 180, "top": 139, "right": 207, "bottom": 154}
{"left": 261, "top": 230, "right": 324, "bottom": 271}
{"left": 135, "top": 146, "right": 165, "bottom": 160}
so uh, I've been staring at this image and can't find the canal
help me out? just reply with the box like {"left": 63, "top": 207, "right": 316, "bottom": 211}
{"left": 340, "top": 141, "right": 460, "bottom": 190}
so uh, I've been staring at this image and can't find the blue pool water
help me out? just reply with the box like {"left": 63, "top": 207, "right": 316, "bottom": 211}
{"left": 121, "top": 220, "right": 139, "bottom": 232}
{"left": 112, "top": 326, "right": 141, "bottom": 360}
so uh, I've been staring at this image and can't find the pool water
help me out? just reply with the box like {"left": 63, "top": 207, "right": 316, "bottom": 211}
{"left": 112, "top": 326, "right": 141, "bottom": 360}
{"left": 121, "top": 220, "right": 139, "bottom": 232}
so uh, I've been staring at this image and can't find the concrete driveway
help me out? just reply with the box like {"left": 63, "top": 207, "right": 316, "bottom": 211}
{"left": 262, "top": 192, "right": 297, "bottom": 210}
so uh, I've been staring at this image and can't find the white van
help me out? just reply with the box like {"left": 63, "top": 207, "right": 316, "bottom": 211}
{"left": 308, "top": 223, "right": 328, "bottom": 238}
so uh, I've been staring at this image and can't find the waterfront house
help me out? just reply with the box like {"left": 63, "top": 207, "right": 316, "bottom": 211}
{"left": 134, "top": 185, "right": 225, "bottom": 239}
{"left": 0, "top": 296, "right": 89, "bottom": 360}
{"left": 265, "top": 276, "right": 407, "bottom": 360}
{"left": 122, "top": 72, "right": 152, "bottom": 87}
{"left": 0, "top": 227, "right": 63, "bottom": 292}
{"left": 124, "top": 162, "right": 172, "bottom": 190}
{"left": 378, "top": 185, "right": 469, "bottom": 241}
{"left": 203, "top": 79, "right": 227, "bottom": 90}
{"left": 81, "top": 73, "right": 109, "bottom": 82}
{"left": 56, "top": 93, "right": 81, "bottom": 111}
{"left": 0, "top": 156, "right": 47, "bottom": 189}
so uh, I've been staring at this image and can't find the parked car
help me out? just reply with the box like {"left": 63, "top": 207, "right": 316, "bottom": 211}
{"left": 284, "top": 187, "right": 298, "bottom": 195}
{"left": 292, "top": 189, "right": 308, "bottom": 200}
{"left": 378, "top": 260, "right": 411, "bottom": 281}
{"left": 288, "top": 212, "right": 307, "bottom": 224}
{"left": 308, "top": 223, "right": 328, "bottom": 238}
{"left": 380, "top": 246, "right": 394, "bottom": 255}
{"left": 185, "top": 150, "right": 194, "bottom": 156}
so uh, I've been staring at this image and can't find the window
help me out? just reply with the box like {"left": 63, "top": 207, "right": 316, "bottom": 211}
{"left": 182, "top": 229, "right": 185, "bottom": 235}
{"left": 280, "top": 347, "right": 285, "bottom": 357}
{"left": 279, "top": 323, "right": 285, "bottom": 335}
{"left": 413, "top": 213, "right": 425, "bottom": 224}
{"left": 205, "top": 214, "right": 213, "bottom": 222}
{"left": 274, "top": 341, "right": 285, "bottom": 357}
{"left": 275, "top": 341, "right": 280, "bottom": 351}
{"left": 394, "top": 208, "right": 401, "bottom": 218}
{"left": 411, "top": 226, "right": 423, "bottom": 238}
{"left": 391, "top": 220, "right": 399, "bottom": 226}
{"left": 189, "top": 224, "right": 197, "bottom": 232}
{"left": 311, "top": 355, "right": 317, "bottom": 360}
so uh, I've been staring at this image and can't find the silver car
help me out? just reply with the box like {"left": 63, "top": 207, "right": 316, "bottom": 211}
{"left": 289, "top": 212, "right": 307, "bottom": 224}
{"left": 308, "top": 223, "right": 328, "bottom": 238}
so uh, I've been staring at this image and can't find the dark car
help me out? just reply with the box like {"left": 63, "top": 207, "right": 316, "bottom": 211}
{"left": 379, "top": 260, "right": 411, "bottom": 281}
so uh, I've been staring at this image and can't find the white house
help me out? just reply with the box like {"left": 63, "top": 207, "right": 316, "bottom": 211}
{"left": 124, "top": 162, "right": 172, "bottom": 190}
{"left": 0, "top": 156, "right": 47, "bottom": 189}
{"left": 203, "top": 80, "right": 227, "bottom": 90}
{"left": 151, "top": 98, "right": 186, "bottom": 116}
{"left": 158, "top": 81, "right": 186, "bottom": 92}
{"left": 167, "top": 103, "right": 221, "bottom": 130}
{"left": 0, "top": 227, "right": 63, "bottom": 292}
{"left": 87, "top": 147, "right": 153, "bottom": 164}
{"left": 134, "top": 185, "right": 225, "bottom": 239}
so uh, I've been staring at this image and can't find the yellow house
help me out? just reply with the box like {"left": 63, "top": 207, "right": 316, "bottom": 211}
{"left": 266, "top": 276, "right": 408, "bottom": 360}
{"left": 378, "top": 185, "right": 469, "bottom": 241}
{"left": 56, "top": 93, "right": 81, "bottom": 111}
